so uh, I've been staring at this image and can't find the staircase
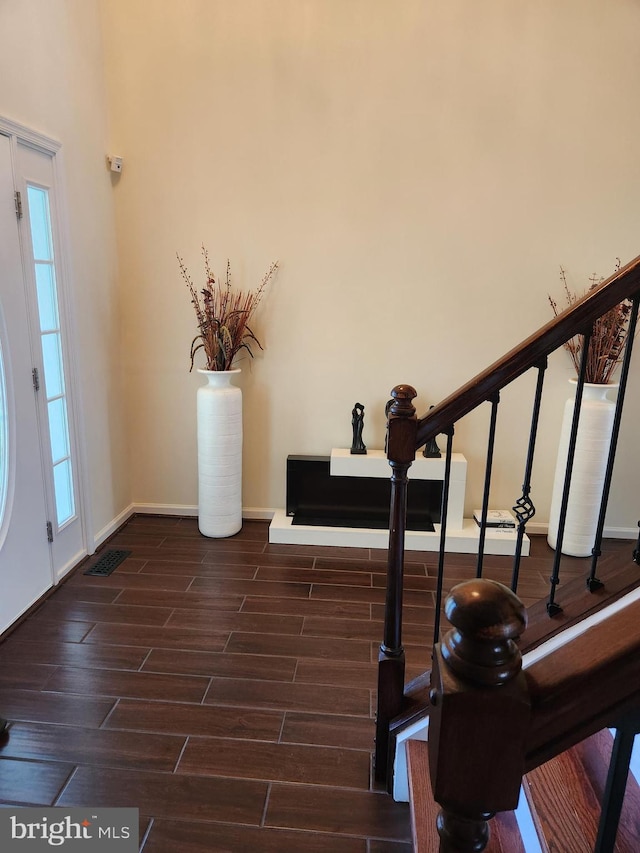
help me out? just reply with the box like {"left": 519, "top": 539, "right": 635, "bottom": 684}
{"left": 408, "top": 729, "right": 640, "bottom": 852}
{"left": 374, "top": 255, "right": 640, "bottom": 850}
{"left": 400, "top": 559, "right": 640, "bottom": 851}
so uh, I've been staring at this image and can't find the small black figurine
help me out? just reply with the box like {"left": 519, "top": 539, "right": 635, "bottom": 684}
{"left": 350, "top": 403, "right": 367, "bottom": 455}
{"left": 423, "top": 405, "right": 442, "bottom": 458}
{"left": 384, "top": 399, "right": 393, "bottom": 453}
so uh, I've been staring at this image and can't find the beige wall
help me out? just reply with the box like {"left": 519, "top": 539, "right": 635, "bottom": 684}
{"left": 2, "top": 0, "right": 637, "bottom": 552}
{"left": 0, "top": 0, "right": 129, "bottom": 542}
{"left": 100, "top": 0, "right": 640, "bottom": 530}
{"left": 6, "top": 0, "right": 632, "bottom": 537}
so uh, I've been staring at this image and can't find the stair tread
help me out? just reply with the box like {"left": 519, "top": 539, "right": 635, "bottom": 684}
{"left": 406, "top": 739, "right": 525, "bottom": 852}
{"left": 524, "top": 729, "right": 640, "bottom": 852}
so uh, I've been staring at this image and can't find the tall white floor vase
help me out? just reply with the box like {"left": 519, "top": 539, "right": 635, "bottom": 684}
{"left": 197, "top": 368, "right": 242, "bottom": 538}
{"left": 547, "top": 380, "right": 618, "bottom": 557}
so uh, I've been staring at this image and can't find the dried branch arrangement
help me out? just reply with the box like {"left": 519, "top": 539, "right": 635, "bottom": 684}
{"left": 178, "top": 247, "right": 278, "bottom": 371}
{"left": 549, "top": 261, "right": 634, "bottom": 385}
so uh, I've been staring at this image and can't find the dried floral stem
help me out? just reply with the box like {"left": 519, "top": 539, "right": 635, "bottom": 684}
{"left": 549, "top": 260, "right": 634, "bottom": 384}
{"left": 178, "top": 247, "right": 278, "bottom": 371}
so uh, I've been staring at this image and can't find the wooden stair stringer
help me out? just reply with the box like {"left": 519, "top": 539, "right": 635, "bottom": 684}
{"left": 388, "top": 671, "right": 432, "bottom": 799}
{"left": 392, "top": 670, "right": 431, "bottom": 731}
{"left": 520, "top": 559, "right": 640, "bottom": 654}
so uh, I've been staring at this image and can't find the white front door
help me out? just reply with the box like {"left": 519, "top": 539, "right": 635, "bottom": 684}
{"left": 16, "top": 140, "right": 85, "bottom": 580}
{"left": 0, "top": 132, "right": 52, "bottom": 634}
{"left": 0, "top": 126, "right": 87, "bottom": 633}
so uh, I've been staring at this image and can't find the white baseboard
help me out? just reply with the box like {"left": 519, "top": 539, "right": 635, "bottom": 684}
{"left": 522, "top": 522, "right": 548, "bottom": 536}
{"left": 600, "top": 525, "right": 640, "bottom": 540}
{"left": 93, "top": 503, "right": 136, "bottom": 550}
{"left": 131, "top": 502, "right": 198, "bottom": 518}
{"left": 92, "top": 505, "right": 637, "bottom": 551}
{"left": 241, "top": 507, "right": 276, "bottom": 521}
{"left": 128, "top": 503, "right": 275, "bottom": 521}
{"left": 526, "top": 521, "right": 638, "bottom": 540}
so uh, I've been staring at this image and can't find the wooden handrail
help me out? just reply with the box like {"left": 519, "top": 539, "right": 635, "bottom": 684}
{"left": 414, "top": 254, "right": 640, "bottom": 448}
{"left": 524, "top": 594, "right": 640, "bottom": 770}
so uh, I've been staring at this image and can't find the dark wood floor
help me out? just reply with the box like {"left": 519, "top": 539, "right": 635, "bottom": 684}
{"left": 0, "top": 516, "right": 634, "bottom": 851}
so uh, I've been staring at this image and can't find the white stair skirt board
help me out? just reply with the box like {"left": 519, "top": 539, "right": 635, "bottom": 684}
{"left": 269, "top": 509, "right": 529, "bottom": 555}
{"left": 514, "top": 787, "right": 545, "bottom": 853}
{"left": 630, "top": 735, "right": 640, "bottom": 788}
{"left": 394, "top": 717, "right": 430, "bottom": 802}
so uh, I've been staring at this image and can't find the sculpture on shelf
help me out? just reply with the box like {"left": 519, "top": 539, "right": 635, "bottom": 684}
{"left": 350, "top": 402, "right": 367, "bottom": 455}
{"left": 384, "top": 398, "right": 392, "bottom": 453}
{"left": 423, "top": 405, "right": 442, "bottom": 458}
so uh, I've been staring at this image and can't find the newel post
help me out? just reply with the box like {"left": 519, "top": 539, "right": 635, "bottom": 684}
{"left": 375, "top": 384, "right": 418, "bottom": 786}
{"left": 429, "top": 580, "right": 530, "bottom": 852}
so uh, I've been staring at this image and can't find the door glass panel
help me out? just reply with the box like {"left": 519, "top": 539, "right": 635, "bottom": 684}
{"left": 35, "top": 264, "right": 59, "bottom": 331}
{"left": 27, "top": 187, "right": 52, "bottom": 260}
{"left": 26, "top": 184, "right": 75, "bottom": 527}
{"left": 41, "top": 332, "right": 64, "bottom": 398}
{"left": 48, "top": 397, "right": 69, "bottom": 463}
{"left": 53, "top": 459, "right": 74, "bottom": 524}
{"left": 0, "top": 335, "right": 8, "bottom": 527}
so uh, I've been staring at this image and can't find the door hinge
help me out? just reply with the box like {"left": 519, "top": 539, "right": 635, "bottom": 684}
{"left": 46, "top": 521, "right": 54, "bottom": 543}
{"left": 32, "top": 367, "right": 40, "bottom": 392}
{"left": 14, "top": 190, "right": 22, "bottom": 219}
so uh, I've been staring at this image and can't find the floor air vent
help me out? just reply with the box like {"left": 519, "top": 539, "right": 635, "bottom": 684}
{"left": 83, "top": 549, "right": 132, "bottom": 577}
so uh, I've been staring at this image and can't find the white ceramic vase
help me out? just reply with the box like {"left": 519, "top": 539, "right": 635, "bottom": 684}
{"left": 547, "top": 379, "right": 618, "bottom": 557}
{"left": 197, "top": 368, "right": 242, "bottom": 538}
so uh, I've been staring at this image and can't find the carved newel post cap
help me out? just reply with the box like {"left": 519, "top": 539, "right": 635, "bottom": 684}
{"left": 388, "top": 384, "right": 417, "bottom": 417}
{"left": 441, "top": 579, "right": 527, "bottom": 687}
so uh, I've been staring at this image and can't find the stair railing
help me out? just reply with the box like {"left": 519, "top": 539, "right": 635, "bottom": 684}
{"left": 375, "top": 254, "right": 640, "bottom": 785}
{"left": 425, "top": 578, "right": 640, "bottom": 852}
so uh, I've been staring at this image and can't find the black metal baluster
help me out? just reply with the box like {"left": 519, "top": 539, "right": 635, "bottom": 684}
{"left": 548, "top": 326, "right": 593, "bottom": 616}
{"left": 587, "top": 292, "right": 640, "bottom": 591}
{"left": 594, "top": 712, "right": 640, "bottom": 853}
{"left": 511, "top": 360, "right": 547, "bottom": 592}
{"left": 433, "top": 426, "right": 455, "bottom": 646}
{"left": 476, "top": 392, "right": 500, "bottom": 579}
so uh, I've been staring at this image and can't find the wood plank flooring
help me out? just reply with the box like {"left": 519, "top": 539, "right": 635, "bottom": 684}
{"left": 0, "top": 515, "right": 635, "bottom": 852}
